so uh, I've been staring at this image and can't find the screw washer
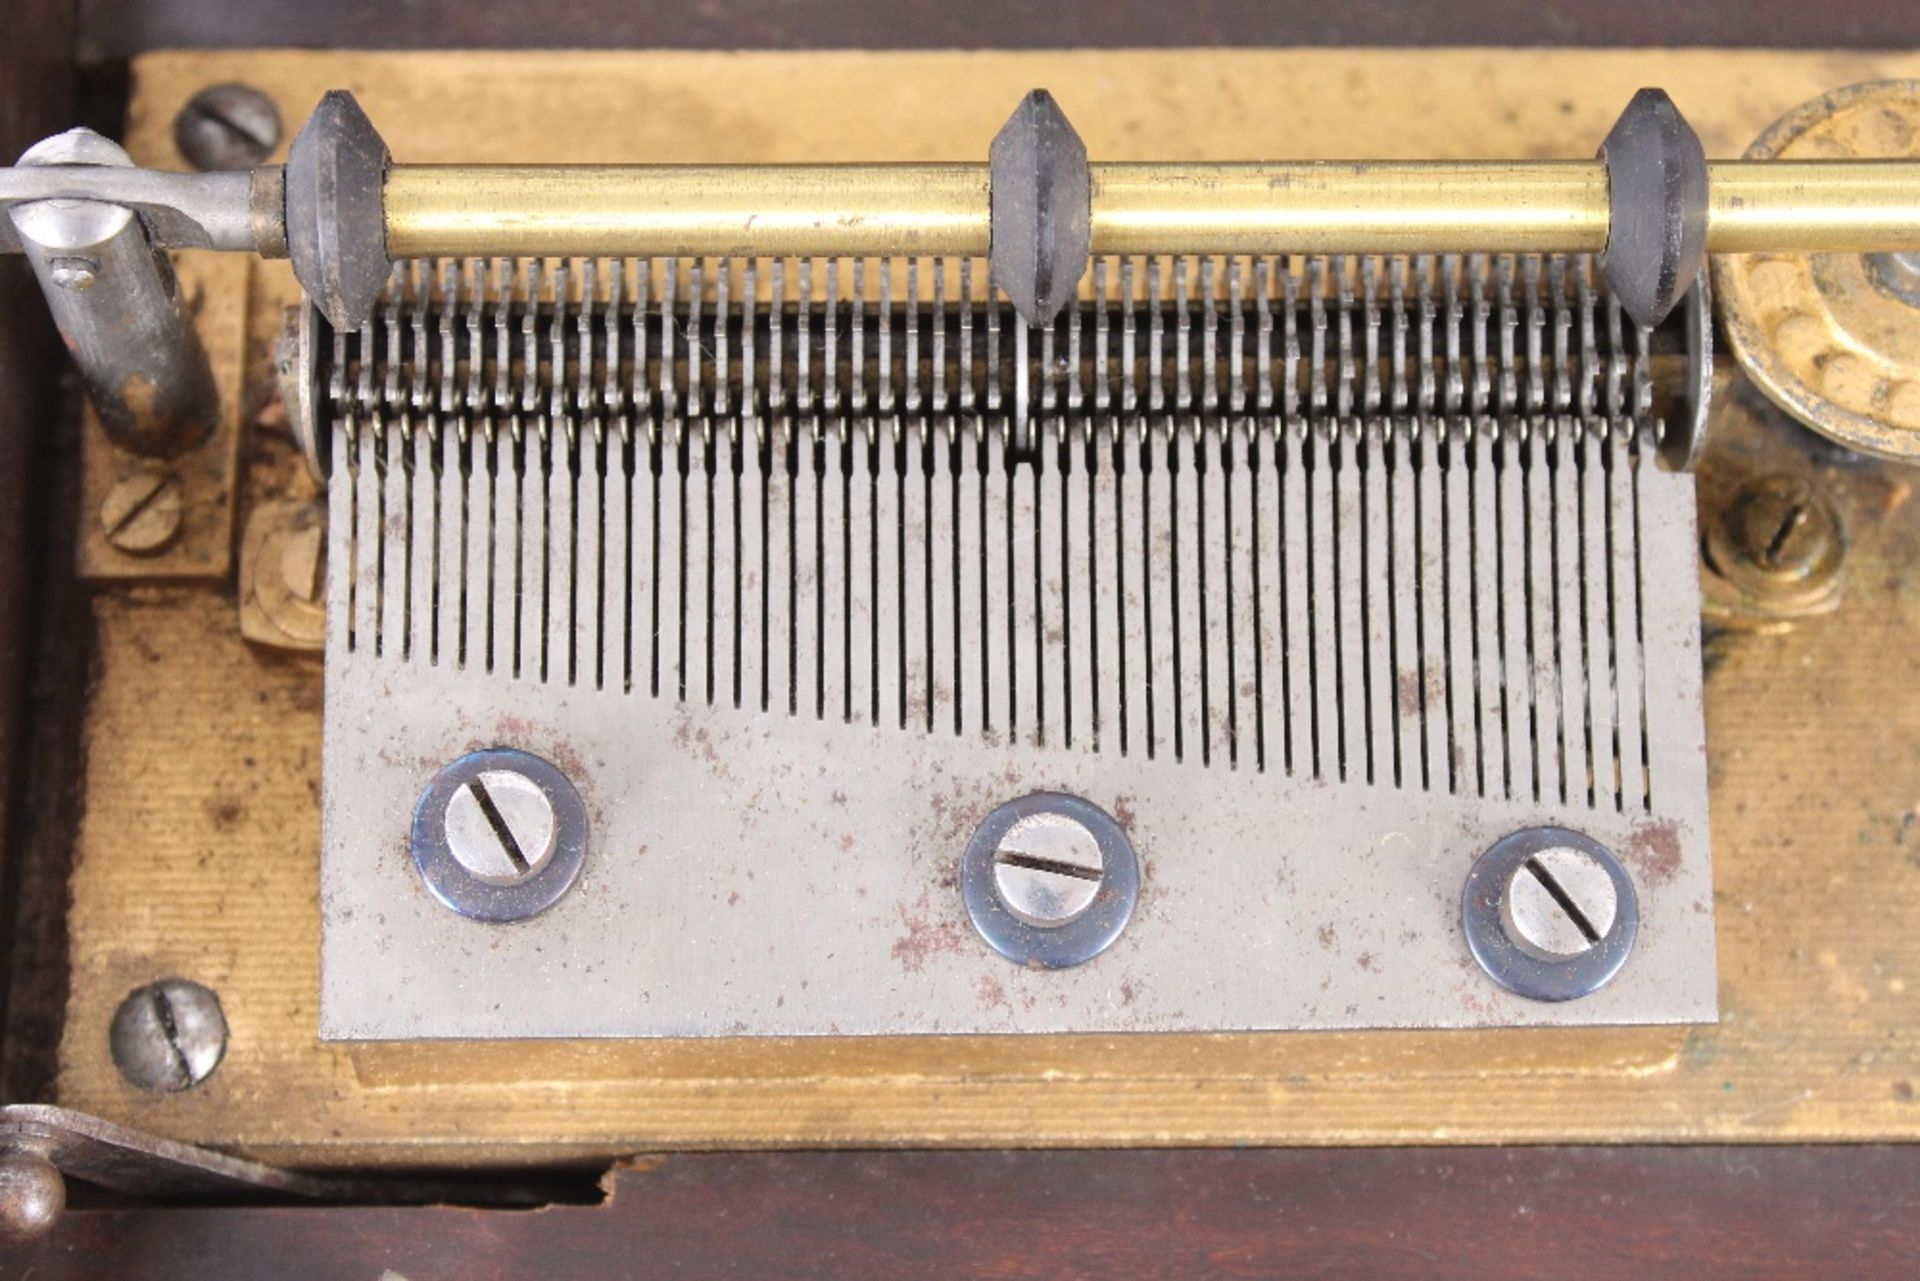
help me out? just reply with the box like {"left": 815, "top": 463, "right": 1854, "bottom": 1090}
{"left": 411, "top": 747, "right": 589, "bottom": 923}
{"left": 962, "top": 792, "right": 1140, "bottom": 969}
{"left": 1462, "top": 827, "right": 1640, "bottom": 1002}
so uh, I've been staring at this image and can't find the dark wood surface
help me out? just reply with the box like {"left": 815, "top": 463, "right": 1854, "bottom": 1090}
{"left": 7, "top": 1146, "right": 1920, "bottom": 1279}
{"left": 73, "top": 0, "right": 1920, "bottom": 62}
{"left": 0, "top": 0, "right": 78, "bottom": 1107}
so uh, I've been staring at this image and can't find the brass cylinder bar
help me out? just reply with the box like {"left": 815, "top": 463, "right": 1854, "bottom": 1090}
{"left": 382, "top": 159, "right": 1920, "bottom": 260}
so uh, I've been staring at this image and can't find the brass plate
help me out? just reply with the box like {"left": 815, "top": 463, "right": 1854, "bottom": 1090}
{"left": 1715, "top": 80, "right": 1920, "bottom": 461}
{"left": 77, "top": 253, "right": 248, "bottom": 582}
{"left": 55, "top": 49, "right": 1920, "bottom": 1166}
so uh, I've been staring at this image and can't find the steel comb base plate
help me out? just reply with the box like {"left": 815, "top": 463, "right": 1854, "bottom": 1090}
{"left": 318, "top": 403, "right": 1713, "bottom": 1039}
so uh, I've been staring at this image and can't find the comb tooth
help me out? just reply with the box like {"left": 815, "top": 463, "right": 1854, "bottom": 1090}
{"left": 1579, "top": 426, "right": 1614, "bottom": 809}
{"left": 1522, "top": 254, "right": 1545, "bottom": 413}
{"left": 602, "top": 258, "right": 624, "bottom": 417}
{"left": 552, "top": 258, "right": 572, "bottom": 426}
{"left": 1227, "top": 419, "right": 1257, "bottom": 768}
{"left": 1092, "top": 258, "right": 1110, "bottom": 413}
{"left": 1604, "top": 268, "right": 1626, "bottom": 418}
{"left": 1524, "top": 423, "right": 1559, "bottom": 797}
{"left": 1200, "top": 417, "right": 1230, "bottom": 766}
{"left": 512, "top": 422, "right": 545, "bottom": 679}
{"left": 1115, "top": 418, "right": 1146, "bottom": 756}
{"left": 1577, "top": 258, "right": 1598, "bottom": 417}
{"left": 850, "top": 258, "right": 867, "bottom": 414}
{"left": 687, "top": 258, "right": 705, "bottom": 419}
{"left": 1610, "top": 429, "right": 1647, "bottom": 812}
{"left": 1441, "top": 418, "right": 1475, "bottom": 795}
{"left": 605, "top": 425, "right": 631, "bottom": 693}
{"left": 1442, "top": 253, "right": 1464, "bottom": 414}
{"left": 1254, "top": 257, "right": 1273, "bottom": 413}
{"left": 463, "top": 417, "right": 492, "bottom": 672}
{"left": 1470, "top": 423, "right": 1504, "bottom": 797}
{"left": 1011, "top": 320, "right": 1030, "bottom": 448}
{"left": 743, "top": 259, "right": 761, "bottom": 420}
{"left": 1358, "top": 257, "right": 1378, "bottom": 416}
{"left": 983, "top": 258, "right": 1001, "bottom": 412}
{"left": 769, "top": 257, "right": 786, "bottom": 419}
{"left": 1038, "top": 277, "right": 1055, "bottom": 414}
{"left": 576, "top": 259, "right": 596, "bottom": 420}
{"left": 797, "top": 257, "right": 814, "bottom": 415}
{"left": 1495, "top": 255, "right": 1516, "bottom": 414}
{"left": 1145, "top": 419, "right": 1177, "bottom": 761}
{"left": 574, "top": 423, "right": 602, "bottom": 692}
{"left": 1360, "top": 422, "right": 1391, "bottom": 783}
{"left": 1549, "top": 254, "right": 1571, "bottom": 413}
{"left": 878, "top": 258, "right": 894, "bottom": 416}
{"left": 956, "top": 419, "right": 983, "bottom": 734}
{"left": 1409, "top": 420, "right": 1443, "bottom": 791}
{"left": 1551, "top": 421, "right": 1586, "bottom": 804}
{"left": 932, "top": 258, "right": 948, "bottom": 414}
{"left": 1469, "top": 254, "right": 1490, "bottom": 414}
{"left": 1065, "top": 420, "right": 1093, "bottom": 751}
{"left": 1495, "top": 425, "right": 1532, "bottom": 802}
{"left": 1174, "top": 256, "right": 1191, "bottom": 413}
{"left": 1200, "top": 256, "right": 1217, "bottom": 415}
{"left": 1147, "top": 256, "right": 1165, "bottom": 413}
{"left": 631, "top": 258, "right": 650, "bottom": 425}
{"left": 1227, "top": 257, "right": 1245, "bottom": 415}
{"left": 875, "top": 418, "right": 903, "bottom": 726}
{"left": 714, "top": 259, "right": 731, "bottom": 418}
{"left": 904, "top": 419, "right": 932, "bottom": 734}
{"left": 1120, "top": 257, "right": 1137, "bottom": 414}
{"left": 1387, "top": 420, "right": 1420, "bottom": 787}
{"left": 658, "top": 257, "right": 679, "bottom": 423}
{"left": 401, "top": 419, "right": 429, "bottom": 668}
{"left": 548, "top": 411, "right": 576, "bottom": 685}
{"left": 1411, "top": 254, "right": 1433, "bottom": 416}
{"left": 823, "top": 257, "right": 839, "bottom": 415}
{"left": 351, "top": 418, "right": 380, "bottom": 653}
{"left": 1308, "top": 256, "right": 1329, "bottom": 417}
{"left": 684, "top": 417, "right": 712, "bottom": 706}
{"left": 1388, "top": 257, "right": 1408, "bottom": 414}
{"left": 958, "top": 259, "right": 975, "bottom": 414}
{"left": 1333, "top": 255, "right": 1353, "bottom": 418}
{"left": 932, "top": 418, "right": 958, "bottom": 735}
{"left": 905, "top": 257, "right": 921, "bottom": 415}
{"left": 1065, "top": 271, "right": 1082, "bottom": 412}
{"left": 1334, "top": 424, "right": 1364, "bottom": 781}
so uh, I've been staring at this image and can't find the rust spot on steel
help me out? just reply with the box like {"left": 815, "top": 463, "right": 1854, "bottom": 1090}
{"left": 1625, "top": 818, "right": 1684, "bottom": 887}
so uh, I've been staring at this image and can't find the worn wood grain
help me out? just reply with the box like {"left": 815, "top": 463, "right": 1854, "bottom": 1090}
{"left": 48, "top": 50, "right": 1920, "bottom": 1164}
{"left": 8, "top": 1146, "right": 1920, "bottom": 1280}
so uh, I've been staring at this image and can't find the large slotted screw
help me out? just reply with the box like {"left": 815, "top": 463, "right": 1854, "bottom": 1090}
{"left": 109, "top": 978, "right": 227, "bottom": 1093}
{"left": 411, "top": 748, "right": 590, "bottom": 923}
{"left": 173, "top": 83, "right": 281, "bottom": 171}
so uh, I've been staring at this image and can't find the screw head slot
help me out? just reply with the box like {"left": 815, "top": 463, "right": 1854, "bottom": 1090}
{"left": 411, "top": 748, "right": 588, "bottom": 923}
{"left": 1462, "top": 826, "right": 1640, "bottom": 1002}
{"left": 109, "top": 978, "right": 227, "bottom": 1093}
{"left": 962, "top": 792, "right": 1139, "bottom": 969}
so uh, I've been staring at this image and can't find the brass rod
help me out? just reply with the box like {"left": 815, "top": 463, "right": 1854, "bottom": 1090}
{"left": 382, "top": 159, "right": 1920, "bottom": 260}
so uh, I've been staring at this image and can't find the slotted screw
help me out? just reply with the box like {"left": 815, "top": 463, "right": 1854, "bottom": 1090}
{"left": 1719, "top": 474, "right": 1840, "bottom": 581}
{"left": 1500, "top": 847, "right": 1619, "bottom": 959}
{"left": 173, "top": 83, "right": 281, "bottom": 171}
{"left": 98, "top": 467, "right": 183, "bottom": 555}
{"left": 992, "top": 810, "right": 1106, "bottom": 926}
{"left": 109, "top": 979, "right": 227, "bottom": 1093}
{"left": 443, "top": 769, "right": 558, "bottom": 881}
{"left": 411, "top": 748, "right": 589, "bottom": 922}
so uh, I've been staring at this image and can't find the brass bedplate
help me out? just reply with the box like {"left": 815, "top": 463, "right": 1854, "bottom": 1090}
{"left": 46, "top": 49, "right": 1920, "bottom": 1166}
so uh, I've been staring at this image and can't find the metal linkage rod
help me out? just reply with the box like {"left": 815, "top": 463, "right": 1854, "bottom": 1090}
{"left": 383, "top": 159, "right": 1920, "bottom": 260}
